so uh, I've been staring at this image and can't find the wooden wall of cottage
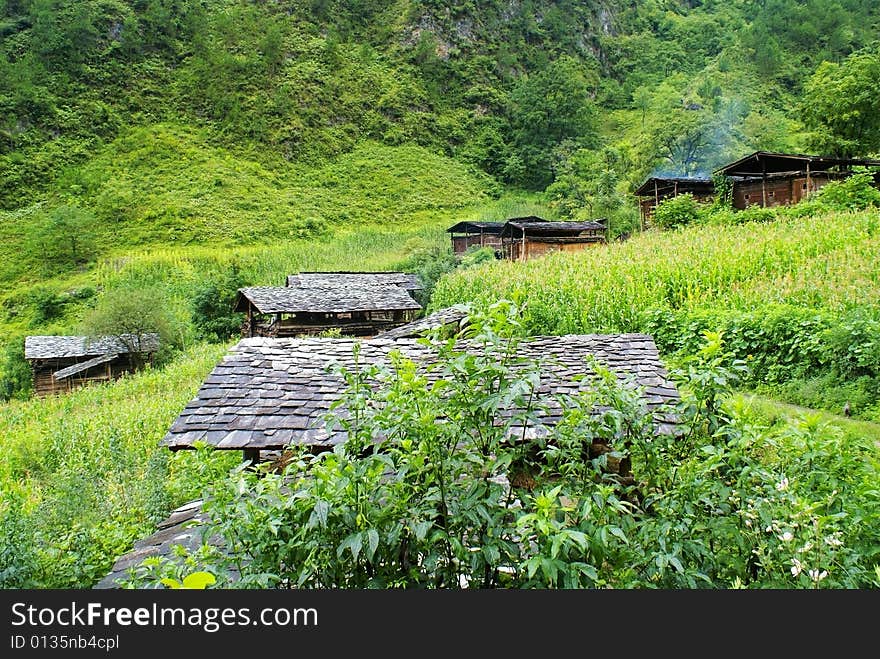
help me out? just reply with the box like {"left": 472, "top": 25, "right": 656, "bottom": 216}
{"left": 732, "top": 174, "right": 837, "bottom": 209}
{"left": 30, "top": 358, "right": 140, "bottom": 397}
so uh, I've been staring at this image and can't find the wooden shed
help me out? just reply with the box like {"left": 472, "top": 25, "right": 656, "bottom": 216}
{"left": 234, "top": 284, "right": 422, "bottom": 338}
{"left": 286, "top": 271, "right": 422, "bottom": 297}
{"left": 160, "top": 333, "right": 680, "bottom": 464}
{"left": 716, "top": 151, "right": 880, "bottom": 209}
{"left": 24, "top": 334, "right": 160, "bottom": 397}
{"left": 500, "top": 219, "right": 606, "bottom": 262}
{"left": 445, "top": 221, "right": 507, "bottom": 255}
{"left": 635, "top": 176, "right": 715, "bottom": 223}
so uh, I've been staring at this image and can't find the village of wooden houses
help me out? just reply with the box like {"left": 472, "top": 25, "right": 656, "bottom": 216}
{"left": 2, "top": 1, "right": 879, "bottom": 598}
{"left": 8, "top": 148, "right": 875, "bottom": 591}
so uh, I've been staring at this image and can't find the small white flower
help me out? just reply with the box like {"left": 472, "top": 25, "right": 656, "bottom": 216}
{"left": 824, "top": 535, "right": 843, "bottom": 547}
{"left": 776, "top": 477, "right": 789, "bottom": 491}
{"left": 765, "top": 525, "right": 773, "bottom": 533}
{"left": 780, "top": 531, "right": 794, "bottom": 542}
{"left": 791, "top": 558, "right": 803, "bottom": 577}
{"left": 744, "top": 519, "right": 752, "bottom": 528}
{"left": 808, "top": 569, "right": 828, "bottom": 582}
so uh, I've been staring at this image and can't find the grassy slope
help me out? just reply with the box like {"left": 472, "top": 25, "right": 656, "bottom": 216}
{"left": 0, "top": 125, "right": 505, "bottom": 336}
{"left": 735, "top": 393, "right": 880, "bottom": 450}
{"left": 431, "top": 210, "right": 880, "bottom": 329}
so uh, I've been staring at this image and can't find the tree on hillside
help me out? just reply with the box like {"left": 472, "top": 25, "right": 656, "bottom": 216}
{"left": 26, "top": 204, "right": 97, "bottom": 275}
{"left": 801, "top": 45, "right": 880, "bottom": 158}
{"left": 81, "top": 286, "right": 177, "bottom": 368}
{"left": 505, "top": 55, "right": 599, "bottom": 190}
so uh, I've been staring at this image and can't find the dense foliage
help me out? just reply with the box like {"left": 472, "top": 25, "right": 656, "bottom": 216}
{"left": 126, "top": 309, "right": 880, "bottom": 589}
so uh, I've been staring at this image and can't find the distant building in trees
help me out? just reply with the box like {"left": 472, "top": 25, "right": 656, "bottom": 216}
{"left": 500, "top": 219, "right": 606, "bottom": 262}
{"left": 715, "top": 151, "right": 880, "bottom": 209}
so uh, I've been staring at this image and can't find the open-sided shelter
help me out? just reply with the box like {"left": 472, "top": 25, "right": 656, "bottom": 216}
{"left": 445, "top": 221, "right": 506, "bottom": 255}
{"left": 635, "top": 176, "right": 715, "bottom": 223}
{"left": 500, "top": 220, "right": 606, "bottom": 261}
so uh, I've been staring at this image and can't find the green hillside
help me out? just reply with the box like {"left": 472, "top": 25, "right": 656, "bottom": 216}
{"left": 0, "top": 1, "right": 878, "bottom": 589}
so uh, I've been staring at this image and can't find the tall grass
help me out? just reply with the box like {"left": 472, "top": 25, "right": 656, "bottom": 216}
{"left": 0, "top": 343, "right": 236, "bottom": 587}
{"left": 432, "top": 211, "right": 880, "bottom": 331}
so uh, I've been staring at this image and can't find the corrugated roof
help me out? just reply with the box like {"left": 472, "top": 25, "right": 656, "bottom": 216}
{"left": 446, "top": 221, "right": 506, "bottom": 234}
{"left": 24, "top": 334, "right": 161, "bottom": 360}
{"left": 716, "top": 151, "right": 880, "bottom": 177}
{"left": 286, "top": 271, "right": 422, "bottom": 291}
{"left": 235, "top": 285, "right": 422, "bottom": 315}
{"left": 634, "top": 177, "right": 714, "bottom": 196}
{"left": 161, "top": 334, "right": 681, "bottom": 452}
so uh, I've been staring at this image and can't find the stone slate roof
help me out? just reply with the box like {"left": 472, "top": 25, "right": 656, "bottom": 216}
{"left": 375, "top": 306, "right": 470, "bottom": 340}
{"left": 161, "top": 334, "right": 680, "bottom": 452}
{"left": 234, "top": 285, "right": 422, "bottom": 315}
{"left": 53, "top": 353, "right": 119, "bottom": 380}
{"left": 286, "top": 271, "right": 422, "bottom": 291}
{"left": 24, "top": 334, "right": 161, "bottom": 360}
{"left": 94, "top": 500, "right": 212, "bottom": 589}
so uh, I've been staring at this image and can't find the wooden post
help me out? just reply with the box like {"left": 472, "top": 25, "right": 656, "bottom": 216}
{"left": 761, "top": 160, "right": 767, "bottom": 207}
{"left": 806, "top": 162, "right": 812, "bottom": 195}
{"left": 521, "top": 228, "right": 526, "bottom": 262}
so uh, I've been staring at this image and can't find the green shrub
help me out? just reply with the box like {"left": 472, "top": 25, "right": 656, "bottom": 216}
{"left": 652, "top": 193, "right": 703, "bottom": 229}
{"left": 191, "top": 264, "right": 247, "bottom": 343}
{"left": 734, "top": 206, "right": 777, "bottom": 224}
{"left": 0, "top": 336, "right": 33, "bottom": 401}
{"left": 814, "top": 173, "right": 880, "bottom": 211}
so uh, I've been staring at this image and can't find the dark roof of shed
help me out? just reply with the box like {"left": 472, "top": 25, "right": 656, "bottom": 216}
{"left": 634, "top": 176, "right": 714, "bottom": 196}
{"left": 234, "top": 285, "right": 422, "bottom": 315}
{"left": 161, "top": 334, "right": 680, "bottom": 452}
{"left": 501, "top": 220, "right": 607, "bottom": 237}
{"left": 24, "top": 334, "right": 161, "bottom": 360}
{"left": 446, "top": 221, "right": 506, "bottom": 234}
{"left": 94, "top": 499, "right": 214, "bottom": 589}
{"left": 286, "top": 271, "right": 422, "bottom": 291}
{"left": 374, "top": 305, "right": 470, "bottom": 340}
{"left": 716, "top": 151, "right": 880, "bottom": 177}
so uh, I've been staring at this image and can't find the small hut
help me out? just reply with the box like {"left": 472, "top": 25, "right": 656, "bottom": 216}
{"left": 635, "top": 176, "right": 715, "bottom": 223}
{"left": 716, "top": 151, "right": 880, "bottom": 209}
{"left": 286, "top": 271, "right": 422, "bottom": 298}
{"left": 234, "top": 284, "right": 422, "bottom": 338}
{"left": 24, "top": 334, "right": 160, "bottom": 397}
{"left": 161, "top": 333, "right": 680, "bottom": 464}
{"left": 374, "top": 305, "right": 470, "bottom": 340}
{"left": 445, "top": 221, "right": 506, "bottom": 255}
{"left": 500, "top": 219, "right": 606, "bottom": 262}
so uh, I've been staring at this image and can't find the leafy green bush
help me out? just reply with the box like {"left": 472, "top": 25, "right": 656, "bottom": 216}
{"left": 0, "top": 336, "right": 33, "bottom": 401}
{"left": 191, "top": 264, "right": 246, "bottom": 343}
{"left": 652, "top": 193, "right": 703, "bottom": 229}
{"left": 813, "top": 173, "right": 880, "bottom": 211}
{"left": 131, "top": 317, "right": 880, "bottom": 589}
{"left": 734, "top": 206, "right": 777, "bottom": 223}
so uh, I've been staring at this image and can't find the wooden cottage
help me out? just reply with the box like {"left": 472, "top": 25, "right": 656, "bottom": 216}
{"left": 24, "top": 334, "right": 160, "bottom": 397}
{"left": 446, "top": 221, "right": 507, "bottom": 255}
{"left": 286, "top": 271, "right": 422, "bottom": 298}
{"left": 97, "top": 332, "right": 681, "bottom": 588}
{"left": 160, "top": 333, "right": 680, "bottom": 464}
{"left": 716, "top": 151, "right": 880, "bottom": 209}
{"left": 234, "top": 284, "right": 422, "bottom": 338}
{"left": 500, "top": 219, "right": 606, "bottom": 262}
{"left": 635, "top": 176, "right": 715, "bottom": 223}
